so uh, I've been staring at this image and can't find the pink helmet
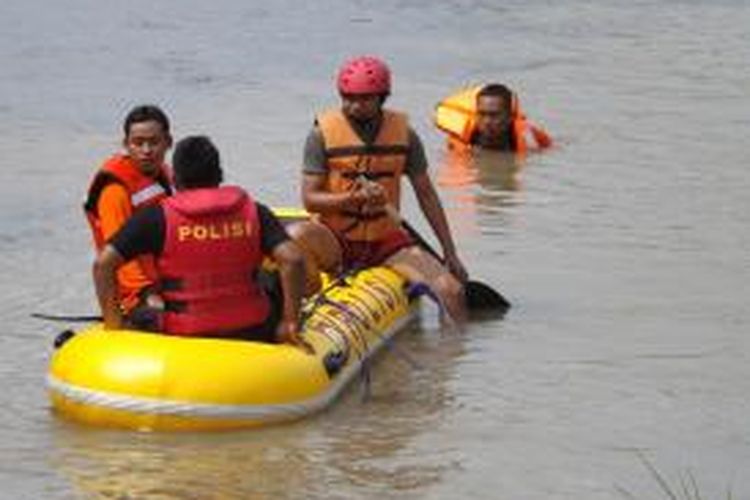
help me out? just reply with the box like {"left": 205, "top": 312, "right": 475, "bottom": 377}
{"left": 336, "top": 56, "right": 391, "bottom": 95}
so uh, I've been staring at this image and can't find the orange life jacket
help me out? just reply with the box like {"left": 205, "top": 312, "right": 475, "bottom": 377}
{"left": 84, "top": 154, "right": 172, "bottom": 310}
{"left": 157, "top": 186, "right": 270, "bottom": 336}
{"left": 434, "top": 85, "right": 552, "bottom": 154}
{"left": 84, "top": 154, "right": 172, "bottom": 248}
{"left": 317, "top": 109, "right": 409, "bottom": 241}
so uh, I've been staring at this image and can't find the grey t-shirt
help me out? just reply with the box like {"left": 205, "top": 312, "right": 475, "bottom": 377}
{"left": 302, "top": 117, "right": 429, "bottom": 176}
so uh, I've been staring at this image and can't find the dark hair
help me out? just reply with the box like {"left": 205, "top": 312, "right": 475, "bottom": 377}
{"left": 123, "top": 105, "right": 171, "bottom": 137}
{"left": 477, "top": 84, "right": 514, "bottom": 110}
{"left": 172, "top": 136, "right": 223, "bottom": 189}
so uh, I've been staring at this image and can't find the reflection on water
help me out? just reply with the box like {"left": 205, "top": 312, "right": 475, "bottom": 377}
{"left": 48, "top": 327, "right": 467, "bottom": 499}
{"left": 438, "top": 148, "right": 526, "bottom": 203}
{"left": 316, "top": 331, "right": 467, "bottom": 496}
{"left": 49, "top": 425, "right": 317, "bottom": 499}
{"left": 436, "top": 147, "right": 528, "bottom": 233}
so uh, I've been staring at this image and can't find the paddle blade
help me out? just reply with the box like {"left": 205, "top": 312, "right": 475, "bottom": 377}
{"left": 464, "top": 280, "right": 510, "bottom": 314}
{"left": 31, "top": 313, "right": 102, "bottom": 322}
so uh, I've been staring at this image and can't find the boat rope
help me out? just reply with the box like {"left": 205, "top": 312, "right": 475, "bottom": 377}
{"left": 313, "top": 295, "right": 374, "bottom": 401}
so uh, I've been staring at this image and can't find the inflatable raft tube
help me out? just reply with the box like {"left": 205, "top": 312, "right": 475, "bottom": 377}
{"left": 47, "top": 266, "right": 418, "bottom": 431}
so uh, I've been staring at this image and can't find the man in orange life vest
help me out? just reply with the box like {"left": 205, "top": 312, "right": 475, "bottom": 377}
{"left": 435, "top": 83, "right": 553, "bottom": 153}
{"left": 84, "top": 105, "right": 174, "bottom": 317}
{"left": 289, "top": 55, "right": 468, "bottom": 323}
{"left": 93, "top": 136, "right": 308, "bottom": 348}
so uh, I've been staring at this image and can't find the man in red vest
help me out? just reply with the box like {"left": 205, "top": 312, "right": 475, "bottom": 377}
{"left": 93, "top": 136, "right": 308, "bottom": 348}
{"left": 289, "top": 55, "right": 467, "bottom": 324}
{"left": 84, "top": 105, "right": 174, "bottom": 315}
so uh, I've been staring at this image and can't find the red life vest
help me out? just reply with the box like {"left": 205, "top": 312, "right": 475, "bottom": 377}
{"left": 84, "top": 154, "right": 172, "bottom": 249}
{"left": 157, "top": 186, "right": 270, "bottom": 336}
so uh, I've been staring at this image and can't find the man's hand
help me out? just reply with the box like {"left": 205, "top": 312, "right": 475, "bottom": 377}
{"left": 276, "top": 319, "right": 314, "bottom": 354}
{"left": 94, "top": 244, "right": 127, "bottom": 330}
{"left": 350, "top": 177, "right": 387, "bottom": 215}
{"left": 145, "top": 292, "right": 165, "bottom": 310}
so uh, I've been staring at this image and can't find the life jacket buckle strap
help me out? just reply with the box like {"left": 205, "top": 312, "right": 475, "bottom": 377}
{"left": 160, "top": 278, "right": 183, "bottom": 292}
{"left": 164, "top": 300, "right": 187, "bottom": 313}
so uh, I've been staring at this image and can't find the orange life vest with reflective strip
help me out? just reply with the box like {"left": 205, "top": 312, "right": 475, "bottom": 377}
{"left": 84, "top": 154, "right": 172, "bottom": 311}
{"left": 84, "top": 154, "right": 172, "bottom": 248}
{"left": 317, "top": 109, "right": 410, "bottom": 241}
{"left": 434, "top": 85, "right": 552, "bottom": 154}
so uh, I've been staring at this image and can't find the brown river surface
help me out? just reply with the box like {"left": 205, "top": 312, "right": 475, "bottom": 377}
{"left": 1, "top": 0, "right": 749, "bottom": 498}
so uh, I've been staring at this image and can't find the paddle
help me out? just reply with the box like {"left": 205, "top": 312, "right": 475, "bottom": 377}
{"left": 397, "top": 218, "right": 510, "bottom": 314}
{"left": 31, "top": 313, "right": 102, "bottom": 322}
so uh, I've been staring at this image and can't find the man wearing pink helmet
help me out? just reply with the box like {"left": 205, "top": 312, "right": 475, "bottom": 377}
{"left": 290, "top": 55, "right": 468, "bottom": 323}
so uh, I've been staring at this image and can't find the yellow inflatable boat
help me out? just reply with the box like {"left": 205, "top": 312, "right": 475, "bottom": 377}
{"left": 47, "top": 266, "right": 418, "bottom": 431}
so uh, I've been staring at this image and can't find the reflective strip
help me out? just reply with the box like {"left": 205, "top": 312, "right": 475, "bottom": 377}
{"left": 325, "top": 144, "right": 409, "bottom": 158}
{"left": 47, "top": 312, "right": 415, "bottom": 422}
{"left": 47, "top": 375, "right": 313, "bottom": 420}
{"left": 131, "top": 183, "right": 166, "bottom": 206}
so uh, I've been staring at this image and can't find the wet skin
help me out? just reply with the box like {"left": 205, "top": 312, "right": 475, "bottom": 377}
{"left": 123, "top": 120, "right": 172, "bottom": 177}
{"left": 341, "top": 93, "right": 382, "bottom": 122}
{"left": 475, "top": 94, "right": 512, "bottom": 150}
